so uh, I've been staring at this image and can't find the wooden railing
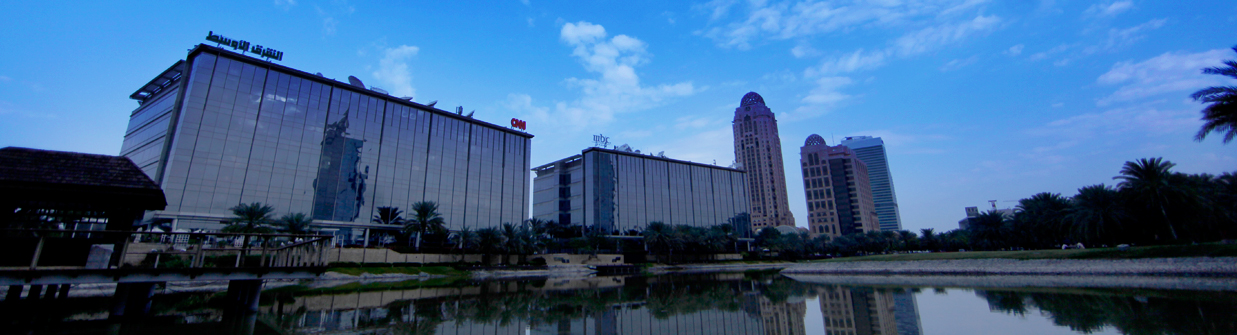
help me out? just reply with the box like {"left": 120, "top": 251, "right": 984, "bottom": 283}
{"left": 0, "top": 229, "right": 333, "bottom": 271}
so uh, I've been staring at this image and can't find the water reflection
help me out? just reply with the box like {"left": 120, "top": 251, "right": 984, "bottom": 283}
{"left": 6, "top": 273, "right": 1237, "bottom": 335}
{"left": 975, "top": 289, "right": 1237, "bottom": 335}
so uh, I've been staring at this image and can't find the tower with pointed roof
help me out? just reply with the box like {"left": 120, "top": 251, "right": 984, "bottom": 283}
{"left": 733, "top": 92, "right": 795, "bottom": 231}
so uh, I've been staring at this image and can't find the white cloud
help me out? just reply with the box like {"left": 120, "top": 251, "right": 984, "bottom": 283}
{"left": 805, "top": 49, "right": 887, "bottom": 76}
{"left": 801, "top": 13, "right": 998, "bottom": 77}
{"left": 323, "top": 17, "right": 338, "bottom": 35}
{"left": 504, "top": 94, "right": 550, "bottom": 124}
{"left": 1096, "top": 48, "right": 1233, "bottom": 106}
{"left": 674, "top": 115, "right": 722, "bottom": 130}
{"left": 1005, "top": 44, "right": 1024, "bottom": 56}
{"left": 646, "top": 126, "right": 735, "bottom": 166}
{"left": 509, "top": 21, "right": 699, "bottom": 129}
{"left": 781, "top": 76, "right": 853, "bottom": 121}
{"left": 1029, "top": 44, "right": 1070, "bottom": 61}
{"left": 801, "top": 76, "right": 853, "bottom": 105}
{"left": 370, "top": 45, "right": 419, "bottom": 97}
{"left": 791, "top": 44, "right": 819, "bottom": 58}
{"left": 315, "top": 2, "right": 355, "bottom": 36}
{"left": 697, "top": 0, "right": 997, "bottom": 50}
{"left": 892, "top": 14, "right": 1001, "bottom": 56}
{"left": 527, "top": 17, "right": 535, "bottom": 27}
{"left": 520, "top": 0, "right": 530, "bottom": 5}
{"left": 939, "top": 56, "right": 978, "bottom": 72}
{"left": 274, "top": 0, "right": 296, "bottom": 8}
{"left": 1029, "top": 106, "right": 1199, "bottom": 140}
{"left": 0, "top": 75, "right": 11, "bottom": 82}
{"left": 1084, "top": 18, "right": 1165, "bottom": 55}
{"left": 1083, "top": 0, "right": 1133, "bottom": 18}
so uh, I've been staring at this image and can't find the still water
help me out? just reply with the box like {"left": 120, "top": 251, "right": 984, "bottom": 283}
{"left": 6, "top": 272, "right": 1236, "bottom": 334}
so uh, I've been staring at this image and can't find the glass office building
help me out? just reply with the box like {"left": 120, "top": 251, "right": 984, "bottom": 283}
{"left": 839, "top": 136, "right": 902, "bottom": 231}
{"left": 531, "top": 147, "right": 751, "bottom": 235}
{"left": 121, "top": 44, "right": 532, "bottom": 243}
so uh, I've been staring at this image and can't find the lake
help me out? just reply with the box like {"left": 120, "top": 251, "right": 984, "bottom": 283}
{"left": 4, "top": 272, "right": 1235, "bottom": 334}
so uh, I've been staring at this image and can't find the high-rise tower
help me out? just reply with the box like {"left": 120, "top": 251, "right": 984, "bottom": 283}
{"left": 840, "top": 136, "right": 902, "bottom": 231}
{"left": 801, "top": 134, "right": 880, "bottom": 238}
{"left": 733, "top": 92, "right": 795, "bottom": 231}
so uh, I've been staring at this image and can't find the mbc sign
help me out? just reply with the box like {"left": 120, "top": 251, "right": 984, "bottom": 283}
{"left": 510, "top": 118, "right": 527, "bottom": 130}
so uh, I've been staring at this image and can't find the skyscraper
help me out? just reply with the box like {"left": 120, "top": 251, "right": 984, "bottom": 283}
{"left": 801, "top": 134, "right": 880, "bottom": 238}
{"left": 839, "top": 136, "right": 902, "bottom": 231}
{"left": 733, "top": 92, "right": 795, "bottom": 231}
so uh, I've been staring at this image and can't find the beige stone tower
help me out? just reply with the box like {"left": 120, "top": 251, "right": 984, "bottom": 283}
{"left": 801, "top": 134, "right": 880, "bottom": 238}
{"left": 733, "top": 92, "right": 795, "bottom": 232}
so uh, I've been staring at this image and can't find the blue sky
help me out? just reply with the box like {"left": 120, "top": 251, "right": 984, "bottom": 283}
{"left": 2, "top": 0, "right": 1234, "bottom": 232}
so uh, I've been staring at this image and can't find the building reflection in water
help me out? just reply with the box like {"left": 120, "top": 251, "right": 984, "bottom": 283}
{"left": 262, "top": 274, "right": 843, "bottom": 335}
{"left": 816, "top": 286, "right": 923, "bottom": 335}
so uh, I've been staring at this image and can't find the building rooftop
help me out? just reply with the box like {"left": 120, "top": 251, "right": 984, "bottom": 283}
{"left": 141, "top": 43, "right": 532, "bottom": 139}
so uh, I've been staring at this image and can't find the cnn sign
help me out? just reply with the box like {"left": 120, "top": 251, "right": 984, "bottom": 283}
{"left": 510, "top": 118, "right": 527, "bottom": 130}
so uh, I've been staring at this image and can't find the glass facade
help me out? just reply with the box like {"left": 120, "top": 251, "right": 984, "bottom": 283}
{"left": 840, "top": 136, "right": 902, "bottom": 231}
{"left": 532, "top": 148, "right": 750, "bottom": 234}
{"left": 123, "top": 45, "right": 531, "bottom": 235}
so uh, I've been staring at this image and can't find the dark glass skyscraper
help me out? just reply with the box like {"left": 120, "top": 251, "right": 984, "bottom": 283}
{"left": 732, "top": 92, "right": 795, "bottom": 232}
{"left": 120, "top": 44, "right": 532, "bottom": 244}
{"left": 840, "top": 136, "right": 902, "bottom": 231}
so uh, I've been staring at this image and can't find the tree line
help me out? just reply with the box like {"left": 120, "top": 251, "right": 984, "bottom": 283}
{"left": 744, "top": 157, "right": 1237, "bottom": 259}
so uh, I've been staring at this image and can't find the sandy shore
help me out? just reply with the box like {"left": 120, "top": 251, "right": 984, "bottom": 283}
{"left": 781, "top": 257, "right": 1237, "bottom": 276}
{"left": 780, "top": 257, "right": 1237, "bottom": 291}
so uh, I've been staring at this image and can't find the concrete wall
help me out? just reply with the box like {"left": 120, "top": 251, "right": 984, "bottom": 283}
{"left": 646, "top": 253, "right": 742, "bottom": 263}
{"left": 326, "top": 249, "right": 627, "bottom": 266}
{"left": 530, "top": 253, "right": 624, "bottom": 266}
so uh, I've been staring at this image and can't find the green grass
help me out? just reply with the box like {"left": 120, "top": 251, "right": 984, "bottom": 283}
{"left": 325, "top": 266, "right": 465, "bottom": 277}
{"left": 815, "top": 243, "right": 1237, "bottom": 262}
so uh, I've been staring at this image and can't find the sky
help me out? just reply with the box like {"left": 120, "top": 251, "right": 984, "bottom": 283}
{"left": 1, "top": 0, "right": 1235, "bottom": 233}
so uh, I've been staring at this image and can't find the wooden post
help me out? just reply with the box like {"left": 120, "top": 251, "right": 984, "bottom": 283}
{"left": 194, "top": 240, "right": 206, "bottom": 268}
{"left": 29, "top": 236, "right": 45, "bottom": 270}
{"left": 259, "top": 243, "right": 268, "bottom": 268}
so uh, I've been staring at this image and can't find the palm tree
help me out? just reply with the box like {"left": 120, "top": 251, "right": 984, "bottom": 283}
{"left": 372, "top": 206, "right": 405, "bottom": 226}
{"left": 920, "top": 228, "right": 937, "bottom": 251}
{"left": 476, "top": 227, "right": 504, "bottom": 265}
{"left": 225, "top": 202, "right": 276, "bottom": 234}
{"left": 276, "top": 213, "right": 314, "bottom": 235}
{"left": 1066, "top": 184, "right": 1126, "bottom": 246}
{"left": 968, "top": 210, "right": 1008, "bottom": 251}
{"left": 403, "top": 201, "right": 445, "bottom": 251}
{"left": 643, "top": 222, "right": 678, "bottom": 262}
{"left": 449, "top": 226, "right": 480, "bottom": 262}
{"left": 1190, "top": 46, "right": 1237, "bottom": 143}
{"left": 1114, "top": 158, "right": 1180, "bottom": 240}
{"left": 1014, "top": 192, "right": 1072, "bottom": 248}
{"left": 225, "top": 202, "right": 275, "bottom": 261}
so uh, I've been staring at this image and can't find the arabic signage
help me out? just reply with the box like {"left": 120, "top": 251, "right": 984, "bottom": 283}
{"left": 206, "top": 31, "right": 284, "bottom": 61}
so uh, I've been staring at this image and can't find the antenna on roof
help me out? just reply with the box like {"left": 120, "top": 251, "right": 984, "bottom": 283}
{"left": 456, "top": 106, "right": 464, "bottom": 115}
{"left": 347, "top": 76, "right": 365, "bottom": 88}
{"left": 426, "top": 100, "right": 438, "bottom": 107}
{"left": 401, "top": 96, "right": 414, "bottom": 101}
{"left": 466, "top": 110, "right": 474, "bottom": 118}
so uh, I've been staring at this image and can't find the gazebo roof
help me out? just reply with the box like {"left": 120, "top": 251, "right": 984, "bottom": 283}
{"left": 0, "top": 147, "right": 166, "bottom": 210}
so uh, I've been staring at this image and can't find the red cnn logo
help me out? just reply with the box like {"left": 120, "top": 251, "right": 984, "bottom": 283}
{"left": 510, "top": 118, "right": 527, "bottom": 130}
